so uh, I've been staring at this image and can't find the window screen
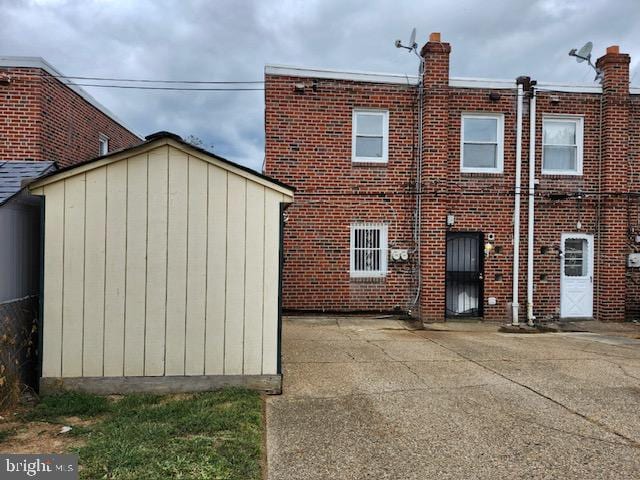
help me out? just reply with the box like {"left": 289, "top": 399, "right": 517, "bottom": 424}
{"left": 350, "top": 224, "right": 388, "bottom": 277}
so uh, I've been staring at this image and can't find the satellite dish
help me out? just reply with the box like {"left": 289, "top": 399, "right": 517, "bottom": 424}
{"left": 575, "top": 41, "right": 593, "bottom": 63}
{"left": 409, "top": 28, "right": 417, "bottom": 48}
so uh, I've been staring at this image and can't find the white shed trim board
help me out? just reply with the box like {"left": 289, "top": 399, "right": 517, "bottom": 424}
{"left": 31, "top": 137, "right": 293, "bottom": 394}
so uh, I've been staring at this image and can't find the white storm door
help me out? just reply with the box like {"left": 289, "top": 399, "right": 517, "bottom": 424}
{"left": 560, "top": 233, "right": 594, "bottom": 318}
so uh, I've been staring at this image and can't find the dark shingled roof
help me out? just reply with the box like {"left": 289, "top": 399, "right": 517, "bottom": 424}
{"left": 0, "top": 161, "right": 56, "bottom": 206}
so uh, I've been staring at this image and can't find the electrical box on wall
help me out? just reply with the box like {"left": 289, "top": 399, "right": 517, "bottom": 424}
{"left": 628, "top": 253, "right": 640, "bottom": 268}
{"left": 390, "top": 249, "right": 409, "bottom": 262}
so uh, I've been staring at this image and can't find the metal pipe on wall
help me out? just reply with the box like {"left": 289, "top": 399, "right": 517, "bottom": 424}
{"left": 526, "top": 88, "right": 537, "bottom": 326}
{"left": 512, "top": 83, "right": 525, "bottom": 325}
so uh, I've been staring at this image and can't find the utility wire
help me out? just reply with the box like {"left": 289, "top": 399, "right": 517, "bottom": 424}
{"left": 48, "top": 74, "right": 264, "bottom": 84}
{"left": 70, "top": 83, "right": 264, "bottom": 91}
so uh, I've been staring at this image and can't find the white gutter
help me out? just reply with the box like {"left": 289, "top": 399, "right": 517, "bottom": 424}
{"left": 526, "top": 89, "right": 537, "bottom": 326}
{"left": 511, "top": 83, "right": 525, "bottom": 325}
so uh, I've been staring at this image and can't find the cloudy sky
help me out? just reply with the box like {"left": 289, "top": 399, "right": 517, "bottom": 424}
{"left": 3, "top": 0, "right": 639, "bottom": 171}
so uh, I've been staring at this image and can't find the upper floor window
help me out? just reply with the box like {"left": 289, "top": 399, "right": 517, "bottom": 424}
{"left": 352, "top": 109, "right": 388, "bottom": 163}
{"left": 99, "top": 134, "right": 109, "bottom": 156}
{"left": 350, "top": 223, "right": 388, "bottom": 278}
{"left": 460, "top": 113, "right": 504, "bottom": 173}
{"left": 542, "top": 116, "right": 583, "bottom": 175}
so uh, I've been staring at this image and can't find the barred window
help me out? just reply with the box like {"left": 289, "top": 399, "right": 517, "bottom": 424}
{"left": 350, "top": 223, "right": 388, "bottom": 277}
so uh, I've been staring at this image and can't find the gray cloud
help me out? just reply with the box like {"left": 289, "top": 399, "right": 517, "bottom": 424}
{"left": 2, "top": 0, "right": 639, "bottom": 171}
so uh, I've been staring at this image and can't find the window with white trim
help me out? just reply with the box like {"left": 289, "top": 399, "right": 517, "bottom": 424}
{"left": 350, "top": 223, "right": 388, "bottom": 278}
{"left": 542, "top": 116, "right": 583, "bottom": 175}
{"left": 99, "top": 134, "right": 109, "bottom": 156}
{"left": 352, "top": 109, "right": 389, "bottom": 163}
{"left": 460, "top": 113, "right": 504, "bottom": 173}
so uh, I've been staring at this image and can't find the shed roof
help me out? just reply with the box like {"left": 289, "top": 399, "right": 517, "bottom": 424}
{"left": 0, "top": 161, "right": 56, "bottom": 206}
{"left": 28, "top": 132, "right": 294, "bottom": 196}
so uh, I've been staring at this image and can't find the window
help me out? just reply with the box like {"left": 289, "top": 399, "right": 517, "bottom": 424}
{"left": 460, "top": 113, "right": 504, "bottom": 173}
{"left": 564, "top": 238, "right": 588, "bottom": 277}
{"left": 542, "top": 116, "right": 583, "bottom": 175}
{"left": 350, "top": 223, "right": 388, "bottom": 278}
{"left": 352, "top": 109, "right": 389, "bottom": 163}
{"left": 99, "top": 134, "right": 109, "bottom": 156}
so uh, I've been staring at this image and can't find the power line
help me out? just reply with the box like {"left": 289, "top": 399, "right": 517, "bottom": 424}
{"left": 42, "top": 73, "right": 264, "bottom": 84}
{"left": 70, "top": 83, "right": 264, "bottom": 91}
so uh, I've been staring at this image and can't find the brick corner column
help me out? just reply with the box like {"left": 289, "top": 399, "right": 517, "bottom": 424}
{"left": 418, "top": 33, "right": 451, "bottom": 323}
{"left": 595, "top": 46, "right": 630, "bottom": 321}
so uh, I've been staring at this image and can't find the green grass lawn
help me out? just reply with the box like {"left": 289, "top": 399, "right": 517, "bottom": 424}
{"left": 10, "top": 389, "right": 263, "bottom": 479}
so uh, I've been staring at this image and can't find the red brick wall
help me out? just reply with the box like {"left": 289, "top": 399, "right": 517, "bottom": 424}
{"left": 265, "top": 43, "right": 639, "bottom": 322}
{"left": 265, "top": 75, "right": 417, "bottom": 312}
{"left": 0, "top": 66, "right": 140, "bottom": 166}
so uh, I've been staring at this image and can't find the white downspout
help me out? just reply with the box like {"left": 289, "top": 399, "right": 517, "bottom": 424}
{"left": 526, "top": 88, "right": 537, "bottom": 326}
{"left": 511, "top": 83, "right": 524, "bottom": 325}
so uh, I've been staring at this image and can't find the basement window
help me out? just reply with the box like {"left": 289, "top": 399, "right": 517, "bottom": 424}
{"left": 460, "top": 113, "right": 504, "bottom": 173}
{"left": 542, "top": 116, "right": 583, "bottom": 175}
{"left": 350, "top": 223, "right": 388, "bottom": 278}
{"left": 99, "top": 134, "right": 109, "bottom": 156}
{"left": 352, "top": 109, "right": 389, "bottom": 163}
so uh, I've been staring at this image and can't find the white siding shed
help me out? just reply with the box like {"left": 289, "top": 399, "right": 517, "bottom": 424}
{"left": 29, "top": 132, "right": 294, "bottom": 394}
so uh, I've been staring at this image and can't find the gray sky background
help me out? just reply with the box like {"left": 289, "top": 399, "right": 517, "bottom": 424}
{"left": 3, "top": 0, "right": 640, "bottom": 171}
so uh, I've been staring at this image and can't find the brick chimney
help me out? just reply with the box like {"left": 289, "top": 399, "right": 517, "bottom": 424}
{"left": 595, "top": 45, "right": 631, "bottom": 321}
{"left": 418, "top": 33, "right": 451, "bottom": 322}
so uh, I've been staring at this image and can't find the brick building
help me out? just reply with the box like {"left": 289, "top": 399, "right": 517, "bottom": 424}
{"left": 265, "top": 33, "right": 640, "bottom": 323}
{"left": 0, "top": 57, "right": 141, "bottom": 166}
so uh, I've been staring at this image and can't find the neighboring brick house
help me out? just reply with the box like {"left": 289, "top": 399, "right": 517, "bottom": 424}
{"left": 265, "top": 33, "right": 640, "bottom": 323}
{"left": 0, "top": 56, "right": 141, "bottom": 166}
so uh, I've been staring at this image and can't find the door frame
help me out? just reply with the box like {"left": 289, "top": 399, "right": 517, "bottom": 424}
{"left": 445, "top": 231, "right": 484, "bottom": 318}
{"left": 560, "top": 232, "right": 594, "bottom": 319}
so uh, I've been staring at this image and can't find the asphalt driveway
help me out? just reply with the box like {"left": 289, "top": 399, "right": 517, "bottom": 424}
{"left": 266, "top": 316, "right": 640, "bottom": 479}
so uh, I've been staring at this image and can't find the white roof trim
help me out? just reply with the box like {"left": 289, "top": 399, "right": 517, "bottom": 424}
{"left": 449, "top": 77, "right": 516, "bottom": 89}
{"left": 630, "top": 86, "right": 640, "bottom": 95}
{"left": 265, "top": 64, "right": 617, "bottom": 94}
{"left": 536, "top": 81, "right": 602, "bottom": 94}
{"left": 265, "top": 64, "right": 419, "bottom": 85}
{"left": 0, "top": 56, "right": 142, "bottom": 139}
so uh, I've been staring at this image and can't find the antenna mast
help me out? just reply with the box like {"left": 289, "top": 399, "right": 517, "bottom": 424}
{"left": 568, "top": 41, "right": 603, "bottom": 83}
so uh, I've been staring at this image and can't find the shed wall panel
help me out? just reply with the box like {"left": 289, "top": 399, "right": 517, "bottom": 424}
{"left": 82, "top": 168, "right": 106, "bottom": 377}
{"left": 205, "top": 166, "right": 227, "bottom": 374}
{"left": 185, "top": 156, "right": 208, "bottom": 375}
{"left": 41, "top": 182, "right": 65, "bottom": 377}
{"left": 124, "top": 154, "right": 148, "bottom": 376}
{"left": 224, "top": 174, "right": 246, "bottom": 374}
{"left": 61, "top": 175, "right": 85, "bottom": 377}
{"left": 243, "top": 183, "right": 265, "bottom": 374}
{"left": 144, "top": 147, "right": 169, "bottom": 376}
{"left": 103, "top": 162, "right": 128, "bottom": 376}
{"left": 36, "top": 143, "right": 291, "bottom": 382}
{"left": 165, "top": 149, "right": 189, "bottom": 375}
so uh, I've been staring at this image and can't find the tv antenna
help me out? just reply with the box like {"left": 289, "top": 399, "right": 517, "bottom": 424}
{"left": 568, "top": 41, "right": 603, "bottom": 83}
{"left": 395, "top": 27, "right": 423, "bottom": 74}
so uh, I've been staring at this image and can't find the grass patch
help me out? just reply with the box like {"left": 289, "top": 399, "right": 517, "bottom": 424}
{"left": 23, "top": 391, "right": 110, "bottom": 422}
{"left": 0, "top": 428, "right": 16, "bottom": 443}
{"left": 12, "top": 389, "right": 263, "bottom": 479}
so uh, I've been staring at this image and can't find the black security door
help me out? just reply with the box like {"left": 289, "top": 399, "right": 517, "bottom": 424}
{"left": 445, "top": 232, "right": 483, "bottom": 317}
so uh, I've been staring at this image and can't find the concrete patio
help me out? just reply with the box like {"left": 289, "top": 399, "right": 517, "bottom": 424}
{"left": 266, "top": 316, "right": 640, "bottom": 479}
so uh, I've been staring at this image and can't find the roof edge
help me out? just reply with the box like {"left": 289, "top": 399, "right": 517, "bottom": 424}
{"left": 28, "top": 132, "right": 295, "bottom": 196}
{"left": 0, "top": 56, "right": 143, "bottom": 139}
{"left": 265, "top": 63, "right": 608, "bottom": 93}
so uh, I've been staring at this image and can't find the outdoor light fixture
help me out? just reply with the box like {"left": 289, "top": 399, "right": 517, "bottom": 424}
{"left": 446, "top": 213, "right": 455, "bottom": 226}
